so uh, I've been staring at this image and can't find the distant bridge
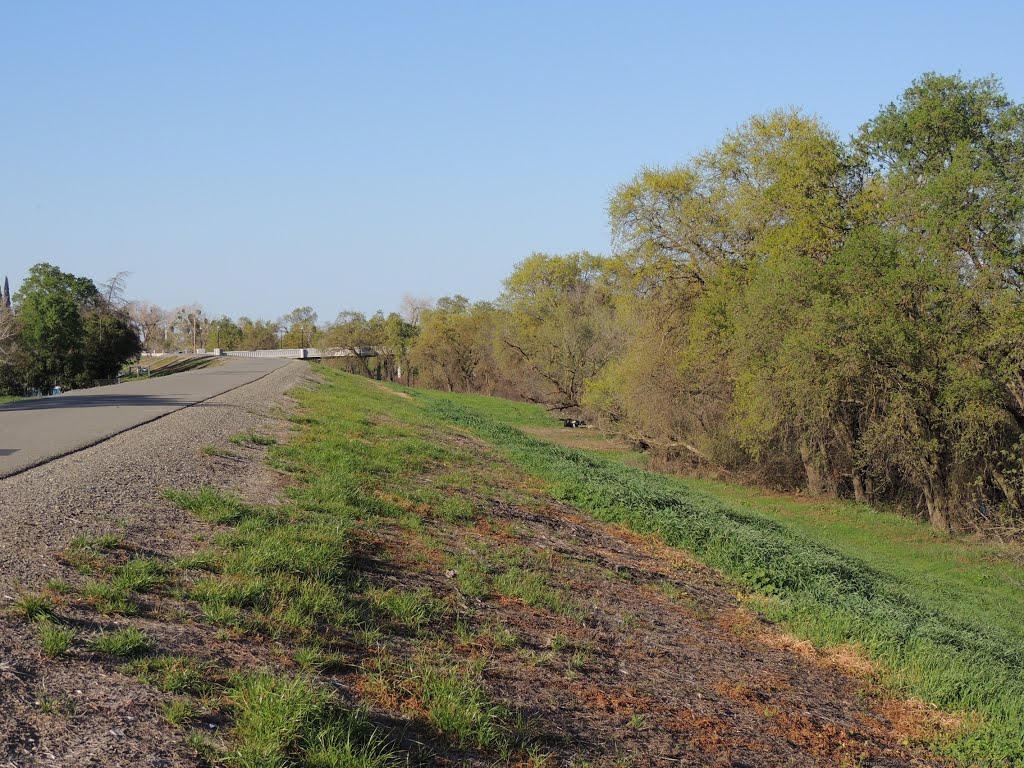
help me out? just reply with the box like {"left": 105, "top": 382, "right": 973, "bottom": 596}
{"left": 219, "top": 347, "right": 384, "bottom": 360}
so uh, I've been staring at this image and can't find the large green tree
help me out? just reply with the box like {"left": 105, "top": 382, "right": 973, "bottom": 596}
{"left": 500, "top": 252, "right": 620, "bottom": 410}
{"left": 850, "top": 73, "right": 1024, "bottom": 529}
{"left": 13, "top": 263, "right": 141, "bottom": 392}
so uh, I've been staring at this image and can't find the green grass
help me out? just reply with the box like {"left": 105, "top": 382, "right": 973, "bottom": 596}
{"left": 46, "top": 579, "right": 72, "bottom": 594}
{"left": 416, "top": 386, "right": 1024, "bottom": 766}
{"left": 367, "top": 588, "right": 445, "bottom": 633}
{"left": 414, "top": 664, "right": 510, "bottom": 751}
{"left": 226, "top": 672, "right": 396, "bottom": 768}
{"left": 166, "top": 488, "right": 354, "bottom": 639}
{"left": 128, "top": 655, "right": 217, "bottom": 696}
{"left": 201, "top": 599, "right": 243, "bottom": 627}
{"left": 681, "top": 477, "right": 1024, "bottom": 642}
{"left": 202, "top": 444, "right": 240, "bottom": 458}
{"left": 111, "top": 557, "right": 169, "bottom": 593}
{"left": 89, "top": 626, "right": 154, "bottom": 657}
{"left": 162, "top": 698, "right": 197, "bottom": 728}
{"left": 163, "top": 487, "right": 255, "bottom": 525}
{"left": 63, "top": 533, "right": 123, "bottom": 573}
{"left": 447, "top": 554, "right": 490, "bottom": 599}
{"left": 494, "top": 567, "right": 580, "bottom": 619}
{"left": 365, "top": 654, "right": 514, "bottom": 753}
{"left": 13, "top": 593, "right": 55, "bottom": 622}
{"left": 81, "top": 580, "right": 139, "bottom": 615}
{"left": 230, "top": 431, "right": 277, "bottom": 446}
{"left": 294, "top": 646, "right": 349, "bottom": 674}
{"left": 38, "top": 621, "right": 76, "bottom": 657}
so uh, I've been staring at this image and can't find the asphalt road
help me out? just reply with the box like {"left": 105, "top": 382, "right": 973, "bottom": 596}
{"left": 0, "top": 356, "right": 293, "bottom": 478}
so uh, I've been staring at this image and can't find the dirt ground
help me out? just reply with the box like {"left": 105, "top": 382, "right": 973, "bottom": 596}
{"left": 354, "top": 473, "right": 951, "bottom": 766}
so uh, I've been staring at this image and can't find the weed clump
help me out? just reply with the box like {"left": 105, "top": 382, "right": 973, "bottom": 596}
{"left": 13, "top": 593, "right": 55, "bottom": 622}
{"left": 89, "top": 627, "right": 154, "bottom": 657}
{"left": 226, "top": 672, "right": 396, "bottom": 767}
{"left": 38, "top": 621, "right": 76, "bottom": 657}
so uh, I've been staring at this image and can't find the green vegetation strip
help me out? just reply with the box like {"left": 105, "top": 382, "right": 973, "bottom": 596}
{"left": 418, "top": 387, "right": 1024, "bottom": 765}
{"left": 153, "top": 370, "right": 540, "bottom": 763}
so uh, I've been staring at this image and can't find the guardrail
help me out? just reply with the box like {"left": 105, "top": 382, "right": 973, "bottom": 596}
{"left": 222, "top": 347, "right": 383, "bottom": 359}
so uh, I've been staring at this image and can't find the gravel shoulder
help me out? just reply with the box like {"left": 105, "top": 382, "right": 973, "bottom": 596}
{"left": 0, "top": 357, "right": 290, "bottom": 479}
{"left": 0, "top": 361, "right": 312, "bottom": 767}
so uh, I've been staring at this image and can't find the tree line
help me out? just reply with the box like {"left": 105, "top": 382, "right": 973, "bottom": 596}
{"left": 407, "top": 73, "right": 1024, "bottom": 534}
{"left": 3, "top": 73, "right": 1020, "bottom": 533}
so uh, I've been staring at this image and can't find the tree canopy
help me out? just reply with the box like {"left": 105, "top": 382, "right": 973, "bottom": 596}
{"left": 3, "top": 263, "right": 142, "bottom": 393}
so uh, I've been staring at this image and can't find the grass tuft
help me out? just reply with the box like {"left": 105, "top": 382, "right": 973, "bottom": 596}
{"left": 111, "top": 557, "right": 169, "bottom": 593}
{"left": 163, "top": 698, "right": 197, "bottom": 728}
{"left": 494, "top": 567, "right": 580, "bottom": 619}
{"left": 226, "top": 672, "right": 396, "bottom": 768}
{"left": 229, "top": 431, "right": 277, "bottom": 447}
{"left": 38, "top": 621, "right": 76, "bottom": 657}
{"left": 367, "top": 588, "right": 444, "bottom": 633}
{"left": 81, "top": 580, "right": 138, "bottom": 615}
{"left": 89, "top": 626, "right": 154, "bottom": 657}
{"left": 13, "top": 593, "right": 55, "bottom": 622}
{"left": 163, "top": 487, "right": 256, "bottom": 525}
{"left": 128, "top": 655, "right": 216, "bottom": 695}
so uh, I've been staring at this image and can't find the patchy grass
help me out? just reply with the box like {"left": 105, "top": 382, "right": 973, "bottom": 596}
{"left": 163, "top": 487, "right": 253, "bottom": 525}
{"left": 494, "top": 567, "right": 580, "bottom": 619}
{"left": 422, "top": 388, "right": 1024, "bottom": 766}
{"left": 162, "top": 698, "right": 198, "bottom": 728}
{"left": 128, "top": 655, "right": 217, "bottom": 696}
{"left": 80, "top": 580, "right": 139, "bottom": 615}
{"left": 60, "top": 365, "right": 975, "bottom": 765}
{"left": 62, "top": 533, "right": 123, "bottom": 574}
{"left": 226, "top": 672, "right": 397, "bottom": 768}
{"left": 364, "top": 654, "right": 516, "bottom": 754}
{"left": 88, "top": 627, "right": 154, "bottom": 657}
{"left": 229, "top": 431, "right": 277, "bottom": 447}
{"left": 111, "top": 557, "right": 169, "bottom": 594}
{"left": 38, "top": 621, "right": 76, "bottom": 657}
{"left": 12, "top": 593, "right": 55, "bottom": 622}
{"left": 202, "top": 444, "right": 240, "bottom": 458}
{"left": 367, "top": 588, "right": 445, "bottom": 634}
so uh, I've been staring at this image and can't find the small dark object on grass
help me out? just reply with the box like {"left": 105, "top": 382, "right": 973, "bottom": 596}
{"left": 562, "top": 418, "right": 587, "bottom": 428}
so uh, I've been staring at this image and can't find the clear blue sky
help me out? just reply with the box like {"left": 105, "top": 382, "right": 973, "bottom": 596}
{"left": 3, "top": 1, "right": 1022, "bottom": 322}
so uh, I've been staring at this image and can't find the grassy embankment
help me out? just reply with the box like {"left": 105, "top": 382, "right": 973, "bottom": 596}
{"left": 13, "top": 368, "right": 1022, "bottom": 765}
{"left": 418, "top": 388, "right": 1024, "bottom": 766}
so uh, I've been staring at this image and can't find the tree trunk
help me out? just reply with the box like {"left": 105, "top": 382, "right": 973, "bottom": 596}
{"left": 922, "top": 481, "right": 949, "bottom": 532}
{"left": 852, "top": 473, "right": 867, "bottom": 503}
{"left": 799, "top": 440, "right": 824, "bottom": 496}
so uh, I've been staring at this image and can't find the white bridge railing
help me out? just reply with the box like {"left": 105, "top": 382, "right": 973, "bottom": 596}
{"left": 220, "top": 347, "right": 382, "bottom": 359}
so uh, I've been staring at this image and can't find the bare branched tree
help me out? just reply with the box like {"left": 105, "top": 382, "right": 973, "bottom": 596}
{"left": 101, "top": 271, "right": 132, "bottom": 307}
{"left": 400, "top": 294, "right": 432, "bottom": 327}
